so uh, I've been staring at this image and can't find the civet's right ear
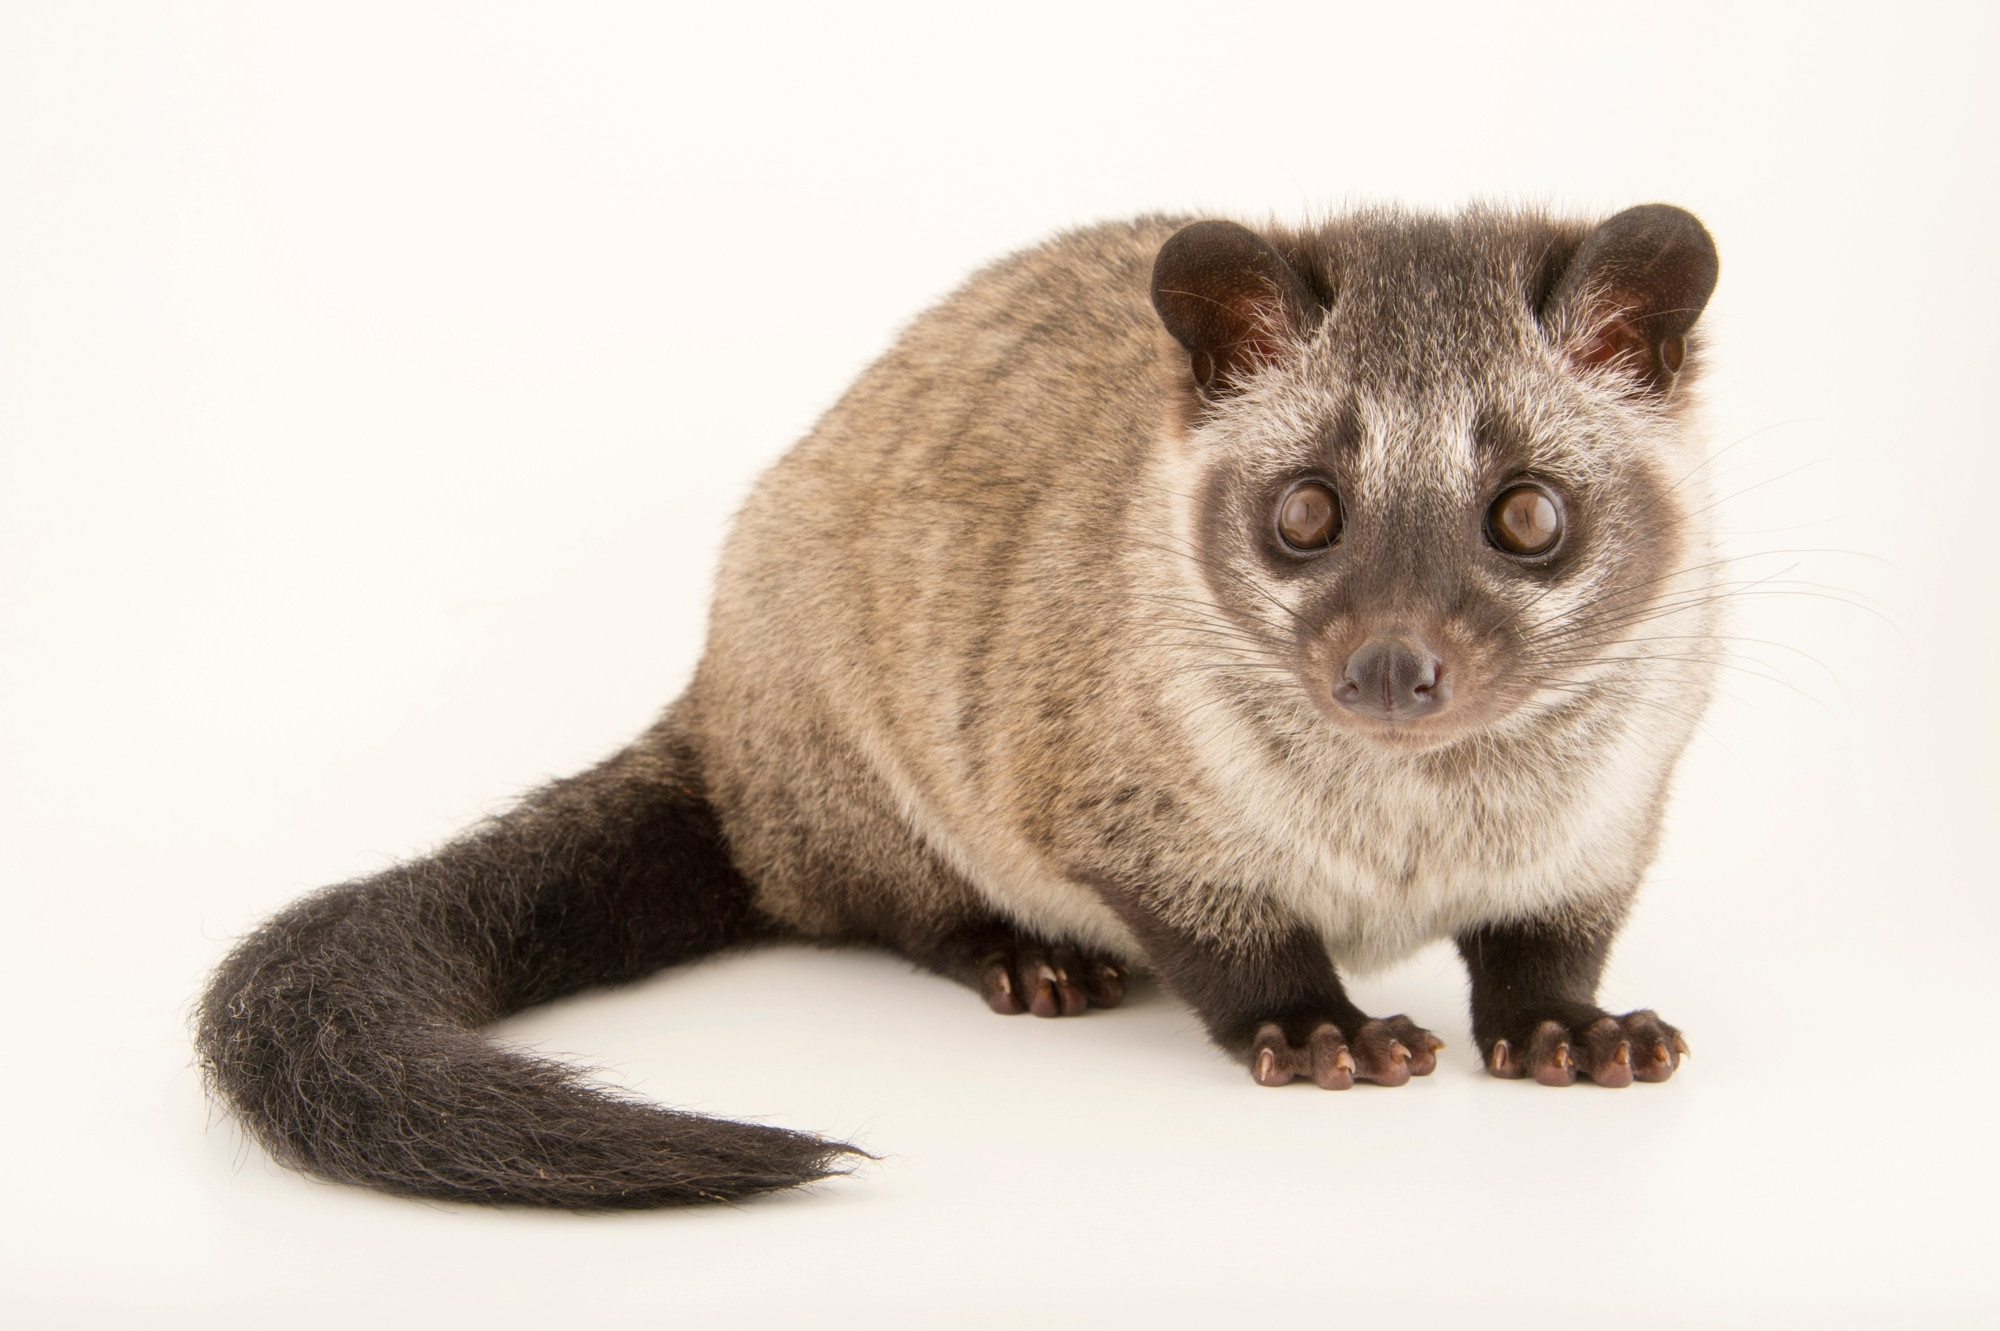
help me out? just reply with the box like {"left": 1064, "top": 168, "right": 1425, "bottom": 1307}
{"left": 1543, "top": 204, "right": 1719, "bottom": 394}
{"left": 1152, "top": 221, "right": 1323, "bottom": 399}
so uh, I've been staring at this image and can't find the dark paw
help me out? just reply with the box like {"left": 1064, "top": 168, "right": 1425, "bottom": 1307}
{"left": 1485, "top": 1009, "right": 1688, "bottom": 1087}
{"left": 1249, "top": 1016, "right": 1443, "bottom": 1089}
{"left": 979, "top": 941, "right": 1128, "bottom": 1018}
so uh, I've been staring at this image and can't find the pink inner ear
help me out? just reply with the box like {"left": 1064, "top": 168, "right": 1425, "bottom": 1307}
{"left": 1568, "top": 303, "right": 1647, "bottom": 376}
{"left": 1216, "top": 293, "right": 1293, "bottom": 376}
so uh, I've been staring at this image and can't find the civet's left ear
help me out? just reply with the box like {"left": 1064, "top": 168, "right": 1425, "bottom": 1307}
{"left": 1152, "top": 221, "right": 1323, "bottom": 400}
{"left": 1543, "top": 204, "right": 1719, "bottom": 393}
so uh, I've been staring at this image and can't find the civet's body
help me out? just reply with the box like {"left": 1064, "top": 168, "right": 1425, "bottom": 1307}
{"left": 200, "top": 206, "right": 1719, "bottom": 1208}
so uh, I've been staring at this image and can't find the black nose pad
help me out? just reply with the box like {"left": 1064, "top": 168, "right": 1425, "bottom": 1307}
{"left": 1334, "top": 638, "right": 1450, "bottom": 721}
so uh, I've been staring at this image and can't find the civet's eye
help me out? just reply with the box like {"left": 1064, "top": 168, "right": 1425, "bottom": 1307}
{"left": 1487, "top": 483, "right": 1565, "bottom": 557}
{"left": 1277, "top": 481, "right": 1342, "bottom": 551}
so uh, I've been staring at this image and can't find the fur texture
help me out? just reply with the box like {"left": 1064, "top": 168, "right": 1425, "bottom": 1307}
{"left": 197, "top": 714, "right": 858, "bottom": 1206}
{"left": 199, "top": 204, "right": 1721, "bottom": 1206}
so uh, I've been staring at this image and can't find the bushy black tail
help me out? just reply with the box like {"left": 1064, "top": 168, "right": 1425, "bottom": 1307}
{"left": 195, "top": 715, "right": 857, "bottom": 1209}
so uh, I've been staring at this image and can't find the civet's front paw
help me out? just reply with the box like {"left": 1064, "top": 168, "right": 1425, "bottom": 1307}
{"left": 1484, "top": 1009, "right": 1688, "bottom": 1087}
{"left": 1249, "top": 1016, "right": 1442, "bottom": 1089}
{"left": 977, "top": 939, "right": 1127, "bottom": 1018}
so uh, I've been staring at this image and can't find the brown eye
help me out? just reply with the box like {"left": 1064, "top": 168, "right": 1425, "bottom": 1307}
{"left": 1487, "top": 484, "right": 1564, "bottom": 557}
{"left": 1277, "top": 481, "right": 1342, "bottom": 551}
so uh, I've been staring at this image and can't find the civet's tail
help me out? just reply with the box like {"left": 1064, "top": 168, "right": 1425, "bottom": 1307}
{"left": 195, "top": 714, "right": 856, "bottom": 1209}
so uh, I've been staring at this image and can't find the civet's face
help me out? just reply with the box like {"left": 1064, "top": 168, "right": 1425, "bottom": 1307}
{"left": 1154, "top": 211, "right": 1716, "bottom": 752}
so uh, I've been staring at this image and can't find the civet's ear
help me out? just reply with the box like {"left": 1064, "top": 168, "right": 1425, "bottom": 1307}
{"left": 1152, "top": 221, "right": 1323, "bottom": 399}
{"left": 1543, "top": 204, "right": 1719, "bottom": 394}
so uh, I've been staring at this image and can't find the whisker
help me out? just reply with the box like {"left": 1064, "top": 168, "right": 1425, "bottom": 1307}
{"left": 1538, "top": 651, "right": 1832, "bottom": 711}
{"left": 1127, "top": 533, "right": 1320, "bottom": 634}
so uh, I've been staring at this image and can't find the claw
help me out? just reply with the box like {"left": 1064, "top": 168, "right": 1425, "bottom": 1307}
{"left": 1532, "top": 1039, "right": 1576, "bottom": 1087}
{"left": 1256, "top": 1048, "right": 1280, "bottom": 1085}
{"left": 1651, "top": 1041, "right": 1671, "bottom": 1067}
{"left": 1673, "top": 1034, "right": 1691, "bottom": 1059}
{"left": 983, "top": 963, "right": 1024, "bottom": 1015}
{"left": 1028, "top": 964, "right": 1063, "bottom": 1018}
{"left": 1613, "top": 1041, "right": 1631, "bottom": 1068}
{"left": 1388, "top": 1041, "right": 1410, "bottom": 1065}
{"left": 1490, "top": 1039, "right": 1513, "bottom": 1074}
{"left": 1313, "top": 1044, "right": 1356, "bottom": 1090}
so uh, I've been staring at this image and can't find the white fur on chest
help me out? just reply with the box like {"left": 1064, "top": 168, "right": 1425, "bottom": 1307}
{"left": 1180, "top": 694, "right": 1675, "bottom": 972}
{"left": 877, "top": 702, "right": 1675, "bottom": 978}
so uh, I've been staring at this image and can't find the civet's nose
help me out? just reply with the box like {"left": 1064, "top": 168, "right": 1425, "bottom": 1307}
{"left": 1334, "top": 637, "right": 1449, "bottom": 721}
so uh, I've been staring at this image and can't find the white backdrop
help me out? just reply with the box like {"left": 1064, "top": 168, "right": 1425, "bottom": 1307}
{"left": 3, "top": 4, "right": 1996, "bottom": 1327}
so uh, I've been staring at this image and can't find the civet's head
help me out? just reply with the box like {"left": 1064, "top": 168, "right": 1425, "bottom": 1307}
{"left": 1151, "top": 206, "right": 1719, "bottom": 752}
